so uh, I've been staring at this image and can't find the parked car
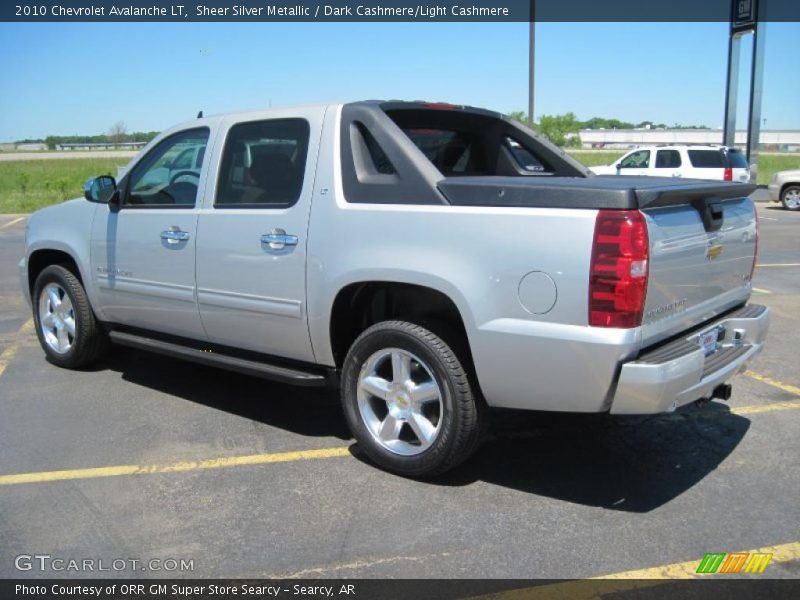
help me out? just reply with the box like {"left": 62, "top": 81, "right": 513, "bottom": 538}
{"left": 767, "top": 169, "right": 800, "bottom": 210}
{"left": 19, "top": 101, "right": 769, "bottom": 476}
{"left": 591, "top": 145, "right": 751, "bottom": 183}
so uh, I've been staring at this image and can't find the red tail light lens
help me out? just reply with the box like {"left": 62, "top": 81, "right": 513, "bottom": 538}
{"left": 589, "top": 210, "right": 649, "bottom": 328}
{"left": 724, "top": 167, "right": 733, "bottom": 181}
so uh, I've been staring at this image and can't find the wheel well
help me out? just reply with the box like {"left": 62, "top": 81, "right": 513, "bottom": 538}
{"left": 781, "top": 182, "right": 800, "bottom": 196}
{"left": 27, "top": 249, "right": 82, "bottom": 293}
{"left": 330, "top": 282, "right": 471, "bottom": 367}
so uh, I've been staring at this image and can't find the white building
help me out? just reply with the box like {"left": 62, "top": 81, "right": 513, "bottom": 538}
{"left": 580, "top": 129, "right": 800, "bottom": 152}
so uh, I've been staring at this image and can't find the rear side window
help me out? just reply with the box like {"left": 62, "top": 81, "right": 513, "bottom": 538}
{"left": 688, "top": 150, "right": 725, "bottom": 168}
{"left": 655, "top": 149, "right": 682, "bottom": 168}
{"left": 727, "top": 150, "right": 749, "bottom": 168}
{"left": 216, "top": 119, "right": 309, "bottom": 208}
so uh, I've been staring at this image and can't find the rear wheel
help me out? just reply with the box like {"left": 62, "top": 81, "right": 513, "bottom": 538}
{"left": 341, "top": 320, "right": 484, "bottom": 477}
{"left": 33, "top": 265, "right": 109, "bottom": 369}
{"left": 781, "top": 185, "right": 800, "bottom": 211}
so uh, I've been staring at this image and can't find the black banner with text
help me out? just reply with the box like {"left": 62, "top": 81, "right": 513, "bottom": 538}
{"left": 3, "top": 0, "right": 800, "bottom": 22}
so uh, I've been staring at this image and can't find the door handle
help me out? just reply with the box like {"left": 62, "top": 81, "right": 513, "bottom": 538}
{"left": 261, "top": 228, "right": 298, "bottom": 250}
{"left": 161, "top": 227, "right": 190, "bottom": 244}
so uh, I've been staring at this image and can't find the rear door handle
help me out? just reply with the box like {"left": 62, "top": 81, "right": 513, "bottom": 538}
{"left": 161, "top": 227, "right": 190, "bottom": 244}
{"left": 261, "top": 228, "right": 298, "bottom": 250}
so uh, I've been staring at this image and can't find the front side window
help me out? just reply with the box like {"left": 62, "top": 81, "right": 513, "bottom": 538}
{"left": 126, "top": 129, "right": 209, "bottom": 207}
{"left": 619, "top": 150, "right": 651, "bottom": 169}
{"left": 216, "top": 119, "right": 309, "bottom": 208}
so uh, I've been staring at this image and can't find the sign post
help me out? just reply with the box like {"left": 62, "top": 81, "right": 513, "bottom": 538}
{"left": 723, "top": 0, "right": 767, "bottom": 182}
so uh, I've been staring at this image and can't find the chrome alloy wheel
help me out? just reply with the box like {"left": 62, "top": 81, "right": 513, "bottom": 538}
{"left": 38, "top": 283, "right": 75, "bottom": 354}
{"left": 784, "top": 188, "right": 800, "bottom": 209}
{"left": 356, "top": 348, "right": 444, "bottom": 456}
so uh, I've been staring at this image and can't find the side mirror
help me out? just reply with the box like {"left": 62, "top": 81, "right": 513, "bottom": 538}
{"left": 84, "top": 175, "right": 117, "bottom": 204}
{"left": 616, "top": 163, "right": 623, "bottom": 171}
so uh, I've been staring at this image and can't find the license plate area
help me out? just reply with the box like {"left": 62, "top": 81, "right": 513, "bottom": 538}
{"left": 698, "top": 326, "right": 724, "bottom": 356}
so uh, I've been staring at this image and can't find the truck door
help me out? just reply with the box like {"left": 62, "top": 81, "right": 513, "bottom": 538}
{"left": 90, "top": 127, "right": 212, "bottom": 340}
{"left": 194, "top": 107, "right": 325, "bottom": 363}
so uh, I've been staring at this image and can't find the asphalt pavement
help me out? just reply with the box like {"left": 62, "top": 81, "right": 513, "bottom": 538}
{"left": 0, "top": 201, "right": 798, "bottom": 580}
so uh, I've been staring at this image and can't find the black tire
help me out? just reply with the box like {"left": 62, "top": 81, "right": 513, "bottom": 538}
{"left": 32, "top": 264, "right": 109, "bottom": 369}
{"left": 780, "top": 185, "right": 800, "bottom": 211}
{"left": 341, "top": 320, "right": 484, "bottom": 477}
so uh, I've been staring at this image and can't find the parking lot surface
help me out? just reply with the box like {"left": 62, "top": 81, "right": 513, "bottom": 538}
{"left": 0, "top": 202, "right": 798, "bottom": 579}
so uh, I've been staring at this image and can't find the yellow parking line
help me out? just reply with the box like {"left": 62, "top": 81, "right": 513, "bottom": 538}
{"left": 0, "top": 318, "right": 33, "bottom": 379}
{"left": 751, "top": 287, "right": 772, "bottom": 294}
{"left": 0, "top": 216, "right": 25, "bottom": 231}
{"left": 3, "top": 392, "right": 800, "bottom": 486}
{"left": 756, "top": 262, "right": 800, "bottom": 268}
{"left": 745, "top": 371, "right": 800, "bottom": 397}
{"left": 733, "top": 400, "right": 800, "bottom": 415}
{"left": 1, "top": 356, "right": 798, "bottom": 486}
{"left": 468, "top": 541, "right": 800, "bottom": 599}
{"left": 0, "top": 446, "right": 351, "bottom": 486}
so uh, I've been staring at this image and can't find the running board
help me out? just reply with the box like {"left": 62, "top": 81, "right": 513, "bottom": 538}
{"left": 109, "top": 330, "right": 328, "bottom": 387}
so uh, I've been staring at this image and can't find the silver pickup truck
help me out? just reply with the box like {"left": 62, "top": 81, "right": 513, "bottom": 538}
{"left": 19, "top": 101, "right": 769, "bottom": 476}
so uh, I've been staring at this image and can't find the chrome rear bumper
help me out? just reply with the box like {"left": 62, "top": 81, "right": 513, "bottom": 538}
{"left": 610, "top": 304, "right": 770, "bottom": 414}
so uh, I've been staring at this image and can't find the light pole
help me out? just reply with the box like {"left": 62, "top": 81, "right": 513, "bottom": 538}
{"left": 528, "top": 20, "right": 535, "bottom": 127}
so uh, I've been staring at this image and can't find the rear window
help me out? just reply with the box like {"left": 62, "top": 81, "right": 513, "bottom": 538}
{"left": 688, "top": 149, "right": 725, "bottom": 168}
{"left": 384, "top": 108, "right": 553, "bottom": 176}
{"left": 727, "top": 150, "right": 749, "bottom": 168}
{"left": 402, "top": 128, "right": 477, "bottom": 174}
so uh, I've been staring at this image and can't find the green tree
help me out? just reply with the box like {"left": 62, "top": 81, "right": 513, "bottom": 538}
{"left": 507, "top": 111, "right": 529, "bottom": 125}
{"left": 537, "top": 112, "right": 581, "bottom": 147}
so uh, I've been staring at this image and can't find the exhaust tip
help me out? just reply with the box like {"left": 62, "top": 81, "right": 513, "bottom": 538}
{"left": 712, "top": 383, "right": 733, "bottom": 401}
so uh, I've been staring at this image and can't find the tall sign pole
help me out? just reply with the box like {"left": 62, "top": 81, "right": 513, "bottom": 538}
{"left": 723, "top": 0, "right": 767, "bottom": 181}
{"left": 528, "top": 17, "right": 535, "bottom": 127}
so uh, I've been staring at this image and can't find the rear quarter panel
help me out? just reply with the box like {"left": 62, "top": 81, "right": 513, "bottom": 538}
{"left": 306, "top": 106, "right": 638, "bottom": 412}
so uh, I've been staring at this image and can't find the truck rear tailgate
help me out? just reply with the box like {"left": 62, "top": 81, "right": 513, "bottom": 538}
{"left": 640, "top": 193, "right": 757, "bottom": 347}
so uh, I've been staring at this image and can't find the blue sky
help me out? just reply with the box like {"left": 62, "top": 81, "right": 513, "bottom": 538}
{"left": 0, "top": 21, "right": 797, "bottom": 141}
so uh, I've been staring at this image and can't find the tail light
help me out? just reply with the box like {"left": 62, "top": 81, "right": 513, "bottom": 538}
{"left": 750, "top": 202, "right": 759, "bottom": 282}
{"left": 724, "top": 167, "right": 733, "bottom": 181}
{"left": 589, "top": 210, "right": 649, "bottom": 328}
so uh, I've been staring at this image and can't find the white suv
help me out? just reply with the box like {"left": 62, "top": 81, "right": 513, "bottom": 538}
{"left": 591, "top": 145, "right": 751, "bottom": 182}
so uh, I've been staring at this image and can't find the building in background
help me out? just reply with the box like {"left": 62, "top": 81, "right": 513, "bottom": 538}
{"left": 580, "top": 129, "right": 800, "bottom": 152}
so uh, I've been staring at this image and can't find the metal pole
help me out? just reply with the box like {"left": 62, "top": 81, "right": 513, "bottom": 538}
{"left": 746, "top": 9, "right": 766, "bottom": 182}
{"left": 528, "top": 19, "right": 535, "bottom": 127}
{"left": 722, "top": 32, "right": 741, "bottom": 147}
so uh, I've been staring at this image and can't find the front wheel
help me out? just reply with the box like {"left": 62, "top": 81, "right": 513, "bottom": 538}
{"left": 781, "top": 185, "right": 800, "bottom": 211}
{"left": 32, "top": 264, "right": 109, "bottom": 369}
{"left": 341, "top": 321, "right": 484, "bottom": 477}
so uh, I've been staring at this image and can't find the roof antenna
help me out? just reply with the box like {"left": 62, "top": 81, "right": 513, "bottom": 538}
{"left": 197, "top": 110, "right": 203, "bottom": 119}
